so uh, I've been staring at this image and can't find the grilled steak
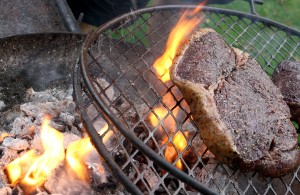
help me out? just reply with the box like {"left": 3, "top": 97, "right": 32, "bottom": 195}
{"left": 272, "top": 61, "right": 300, "bottom": 124}
{"left": 170, "top": 28, "right": 300, "bottom": 177}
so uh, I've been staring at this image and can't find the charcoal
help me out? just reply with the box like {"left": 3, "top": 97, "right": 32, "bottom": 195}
{"left": 44, "top": 165, "right": 94, "bottom": 195}
{"left": 143, "top": 165, "right": 159, "bottom": 190}
{"left": 0, "top": 187, "right": 12, "bottom": 195}
{"left": 70, "top": 126, "right": 82, "bottom": 137}
{"left": 58, "top": 112, "right": 75, "bottom": 126}
{"left": 87, "top": 162, "right": 118, "bottom": 191}
{"left": 49, "top": 120, "right": 65, "bottom": 132}
{"left": 2, "top": 137, "right": 29, "bottom": 151}
{"left": 0, "top": 165, "right": 8, "bottom": 187}
{"left": 63, "top": 132, "right": 81, "bottom": 149}
{"left": 272, "top": 61, "right": 300, "bottom": 124}
{"left": 0, "top": 148, "right": 18, "bottom": 164}
{"left": 0, "top": 106, "right": 21, "bottom": 130}
{"left": 11, "top": 116, "right": 35, "bottom": 137}
{"left": 0, "top": 83, "right": 125, "bottom": 194}
{"left": 26, "top": 88, "right": 58, "bottom": 102}
{"left": 171, "top": 28, "right": 300, "bottom": 177}
{"left": 25, "top": 86, "right": 73, "bottom": 102}
{"left": 31, "top": 133, "right": 43, "bottom": 152}
{"left": 0, "top": 132, "right": 12, "bottom": 142}
{"left": 20, "top": 102, "right": 64, "bottom": 118}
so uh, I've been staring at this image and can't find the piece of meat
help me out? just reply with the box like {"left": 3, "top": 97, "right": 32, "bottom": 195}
{"left": 272, "top": 61, "right": 300, "bottom": 124}
{"left": 170, "top": 28, "right": 300, "bottom": 177}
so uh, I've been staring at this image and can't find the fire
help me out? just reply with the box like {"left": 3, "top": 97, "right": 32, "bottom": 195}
{"left": 5, "top": 115, "right": 113, "bottom": 188}
{"left": 148, "top": 100, "right": 188, "bottom": 170}
{"left": 66, "top": 124, "right": 111, "bottom": 180}
{"left": 149, "top": 105, "right": 168, "bottom": 127}
{"left": 164, "top": 131, "right": 188, "bottom": 170}
{"left": 153, "top": 2, "right": 205, "bottom": 82}
{"left": 0, "top": 132, "right": 12, "bottom": 142}
{"left": 6, "top": 116, "right": 65, "bottom": 186}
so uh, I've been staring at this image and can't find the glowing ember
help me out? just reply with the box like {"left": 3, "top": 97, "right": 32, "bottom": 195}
{"left": 66, "top": 136, "right": 94, "bottom": 180}
{"left": 149, "top": 105, "right": 168, "bottom": 127}
{"left": 6, "top": 116, "right": 65, "bottom": 186}
{"left": 153, "top": 2, "right": 205, "bottom": 82}
{"left": 164, "top": 131, "right": 188, "bottom": 170}
{"left": 66, "top": 124, "right": 111, "bottom": 180}
{"left": 148, "top": 97, "right": 188, "bottom": 170}
{"left": 5, "top": 116, "right": 113, "bottom": 189}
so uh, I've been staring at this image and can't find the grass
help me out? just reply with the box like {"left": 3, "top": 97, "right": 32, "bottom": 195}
{"left": 203, "top": 0, "right": 300, "bottom": 31}
{"left": 146, "top": 0, "right": 300, "bottom": 31}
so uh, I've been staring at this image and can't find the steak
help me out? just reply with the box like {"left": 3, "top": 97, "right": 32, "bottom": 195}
{"left": 272, "top": 61, "right": 300, "bottom": 124}
{"left": 170, "top": 28, "right": 300, "bottom": 177}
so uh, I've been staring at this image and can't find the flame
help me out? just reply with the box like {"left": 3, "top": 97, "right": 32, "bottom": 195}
{"left": 153, "top": 2, "right": 205, "bottom": 82}
{"left": 5, "top": 116, "right": 114, "bottom": 189}
{"left": 66, "top": 137, "right": 94, "bottom": 180}
{"left": 6, "top": 116, "right": 65, "bottom": 187}
{"left": 164, "top": 131, "right": 188, "bottom": 170}
{"left": 66, "top": 124, "right": 111, "bottom": 180}
{"left": 0, "top": 132, "right": 12, "bottom": 142}
{"left": 149, "top": 105, "right": 168, "bottom": 127}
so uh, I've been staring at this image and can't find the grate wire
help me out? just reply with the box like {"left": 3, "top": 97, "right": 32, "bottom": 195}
{"left": 75, "top": 5, "right": 300, "bottom": 195}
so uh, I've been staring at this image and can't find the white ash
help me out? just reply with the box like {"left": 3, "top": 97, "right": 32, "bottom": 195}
{"left": 49, "top": 120, "right": 65, "bottom": 132}
{"left": 0, "top": 85, "right": 120, "bottom": 194}
{"left": 11, "top": 116, "right": 35, "bottom": 137}
{"left": 70, "top": 126, "right": 82, "bottom": 137}
{"left": 59, "top": 112, "right": 75, "bottom": 127}
{"left": 0, "top": 106, "right": 21, "bottom": 131}
{"left": 63, "top": 132, "right": 81, "bottom": 149}
{"left": 25, "top": 86, "right": 73, "bottom": 102}
{"left": 143, "top": 164, "right": 159, "bottom": 190}
{"left": 0, "top": 164, "right": 8, "bottom": 188}
{"left": 0, "top": 100, "right": 6, "bottom": 112}
{"left": 44, "top": 165, "right": 94, "bottom": 195}
{"left": 0, "top": 148, "right": 18, "bottom": 164}
{"left": 87, "top": 162, "right": 108, "bottom": 184}
{"left": 0, "top": 187, "right": 12, "bottom": 195}
{"left": 20, "top": 100, "right": 73, "bottom": 119}
{"left": 26, "top": 88, "right": 58, "bottom": 102}
{"left": 2, "top": 137, "right": 29, "bottom": 151}
{"left": 30, "top": 132, "right": 43, "bottom": 152}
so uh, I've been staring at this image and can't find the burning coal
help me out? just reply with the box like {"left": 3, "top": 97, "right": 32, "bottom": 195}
{"left": 4, "top": 115, "right": 112, "bottom": 190}
{"left": 0, "top": 86, "right": 117, "bottom": 194}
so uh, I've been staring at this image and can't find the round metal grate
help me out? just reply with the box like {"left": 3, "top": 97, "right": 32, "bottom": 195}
{"left": 74, "top": 5, "right": 300, "bottom": 195}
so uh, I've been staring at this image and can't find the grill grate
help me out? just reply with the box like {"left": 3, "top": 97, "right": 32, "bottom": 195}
{"left": 74, "top": 5, "right": 300, "bottom": 195}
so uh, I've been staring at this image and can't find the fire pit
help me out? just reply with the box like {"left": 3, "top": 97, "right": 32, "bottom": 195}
{"left": 74, "top": 4, "right": 300, "bottom": 195}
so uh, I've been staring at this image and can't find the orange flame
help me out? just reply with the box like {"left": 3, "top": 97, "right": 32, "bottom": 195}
{"left": 6, "top": 117, "right": 114, "bottom": 188}
{"left": 164, "top": 131, "right": 188, "bottom": 170}
{"left": 149, "top": 105, "right": 168, "bottom": 127}
{"left": 66, "top": 124, "right": 112, "bottom": 180}
{"left": 153, "top": 2, "right": 205, "bottom": 82}
{"left": 6, "top": 116, "right": 65, "bottom": 186}
{"left": 0, "top": 132, "right": 12, "bottom": 142}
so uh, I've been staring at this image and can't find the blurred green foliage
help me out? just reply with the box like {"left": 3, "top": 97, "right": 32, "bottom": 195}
{"left": 208, "top": 0, "right": 300, "bottom": 31}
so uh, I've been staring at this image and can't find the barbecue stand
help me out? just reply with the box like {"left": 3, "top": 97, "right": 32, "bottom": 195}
{"left": 74, "top": 3, "right": 300, "bottom": 195}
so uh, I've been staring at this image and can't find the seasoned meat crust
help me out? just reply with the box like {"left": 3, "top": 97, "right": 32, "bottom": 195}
{"left": 170, "top": 28, "right": 300, "bottom": 177}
